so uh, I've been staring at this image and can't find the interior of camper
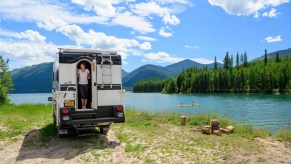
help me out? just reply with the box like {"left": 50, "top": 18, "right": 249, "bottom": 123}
{"left": 76, "top": 60, "right": 92, "bottom": 109}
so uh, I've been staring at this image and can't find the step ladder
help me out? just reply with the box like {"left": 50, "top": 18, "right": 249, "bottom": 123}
{"left": 100, "top": 54, "right": 113, "bottom": 88}
{"left": 76, "top": 127, "right": 97, "bottom": 136}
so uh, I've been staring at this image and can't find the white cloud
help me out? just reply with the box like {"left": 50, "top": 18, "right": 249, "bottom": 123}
{"left": 136, "top": 36, "right": 157, "bottom": 41}
{"left": 163, "top": 14, "right": 180, "bottom": 25}
{"left": 143, "top": 52, "right": 183, "bottom": 63}
{"left": 0, "top": 40, "right": 56, "bottom": 67}
{"left": 208, "top": 0, "right": 289, "bottom": 16}
{"left": 140, "top": 42, "right": 152, "bottom": 50}
{"left": 0, "top": 29, "right": 46, "bottom": 43}
{"left": 159, "top": 28, "right": 173, "bottom": 37}
{"left": 0, "top": 0, "right": 109, "bottom": 29}
{"left": 262, "top": 8, "right": 277, "bottom": 17}
{"left": 112, "top": 12, "right": 156, "bottom": 34}
{"left": 132, "top": 2, "right": 171, "bottom": 16}
{"left": 56, "top": 24, "right": 151, "bottom": 56}
{"left": 71, "top": 0, "right": 116, "bottom": 17}
{"left": 143, "top": 51, "right": 214, "bottom": 64}
{"left": 265, "top": 35, "right": 282, "bottom": 43}
{"left": 155, "top": 0, "right": 193, "bottom": 5}
{"left": 254, "top": 12, "right": 260, "bottom": 18}
{"left": 184, "top": 45, "right": 200, "bottom": 50}
{"left": 192, "top": 58, "right": 215, "bottom": 64}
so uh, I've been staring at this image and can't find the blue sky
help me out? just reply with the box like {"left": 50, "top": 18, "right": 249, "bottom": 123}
{"left": 0, "top": 0, "right": 290, "bottom": 72}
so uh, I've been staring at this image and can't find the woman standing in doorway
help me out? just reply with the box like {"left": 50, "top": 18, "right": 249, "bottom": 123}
{"left": 77, "top": 62, "right": 90, "bottom": 109}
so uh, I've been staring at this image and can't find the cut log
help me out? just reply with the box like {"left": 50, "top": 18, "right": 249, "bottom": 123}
{"left": 202, "top": 126, "right": 212, "bottom": 135}
{"left": 180, "top": 116, "right": 186, "bottom": 126}
{"left": 213, "top": 130, "right": 222, "bottom": 136}
{"left": 210, "top": 119, "right": 220, "bottom": 127}
{"left": 226, "top": 126, "right": 234, "bottom": 133}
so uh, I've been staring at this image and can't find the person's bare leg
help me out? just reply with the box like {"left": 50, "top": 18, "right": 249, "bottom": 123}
{"left": 84, "top": 99, "right": 87, "bottom": 108}
{"left": 81, "top": 99, "right": 85, "bottom": 107}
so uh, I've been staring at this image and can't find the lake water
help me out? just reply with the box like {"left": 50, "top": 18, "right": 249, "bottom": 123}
{"left": 8, "top": 92, "right": 291, "bottom": 132}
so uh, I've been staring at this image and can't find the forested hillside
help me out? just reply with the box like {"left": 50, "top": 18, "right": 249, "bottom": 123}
{"left": 133, "top": 53, "right": 291, "bottom": 94}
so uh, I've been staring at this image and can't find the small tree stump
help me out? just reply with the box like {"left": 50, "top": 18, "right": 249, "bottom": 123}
{"left": 210, "top": 119, "right": 220, "bottom": 127}
{"left": 180, "top": 116, "right": 186, "bottom": 126}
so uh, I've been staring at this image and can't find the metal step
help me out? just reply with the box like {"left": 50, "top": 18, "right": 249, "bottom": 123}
{"left": 76, "top": 127, "right": 97, "bottom": 136}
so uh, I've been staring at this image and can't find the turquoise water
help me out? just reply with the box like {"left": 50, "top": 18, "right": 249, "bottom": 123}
{"left": 9, "top": 92, "right": 291, "bottom": 132}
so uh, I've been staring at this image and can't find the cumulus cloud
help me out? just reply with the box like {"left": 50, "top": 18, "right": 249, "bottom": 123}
{"left": 143, "top": 52, "right": 183, "bottom": 63}
{"left": 142, "top": 51, "right": 214, "bottom": 64}
{"left": 0, "top": 0, "right": 109, "bottom": 29}
{"left": 163, "top": 14, "right": 180, "bottom": 25}
{"left": 112, "top": 12, "right": 156, "bottom": 34}
{"left": 262, "top": 8, "right": 277, "bottom": 17}
{"left": 56, "top": 24, "right": 152, "bottom": 55}
{"left": 0, "top": 40, "right": 56, "bottom": 67}
{"left": 265, "top": 35, "right": 282, "bottom": 43}
{"left": 0, "top": 29, "right": 46, "bottom": 43}
{"left": 208, "top": 0, "right": 289, "bottom": 16}
{"left": 140, "top": 42, "right": 152, "bottom": 50}
{"left": 71, "top": 0, "right": 117, "bottom": 17}
{"left": 159, "top": 27, "right": 173, "bottom": 37}
{"left": 136, "top": 36, "right": 157, "bottom": 41}
{"left": 132, "top": 2, "right": 170, "bottom": 16}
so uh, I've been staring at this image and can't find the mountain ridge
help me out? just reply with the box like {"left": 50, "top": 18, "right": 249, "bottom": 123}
{"left": 11, "top": 59, "right": 219, "bottom": 93}
{"left": 11, "top": 47, "right": 289, "bottom": 93}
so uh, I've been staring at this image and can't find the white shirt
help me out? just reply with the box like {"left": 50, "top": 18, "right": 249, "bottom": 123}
{"left": 78, "top": 69, "right": 90, "bottom": 84}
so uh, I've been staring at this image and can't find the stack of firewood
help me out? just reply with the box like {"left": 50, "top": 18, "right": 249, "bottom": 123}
{"left": 194, "top": 120, "right": 234, "bottom": 136}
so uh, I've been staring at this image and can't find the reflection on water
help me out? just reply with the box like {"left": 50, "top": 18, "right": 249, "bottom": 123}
{"left": 9, "top": 92, "right": 291, "bottom": 132}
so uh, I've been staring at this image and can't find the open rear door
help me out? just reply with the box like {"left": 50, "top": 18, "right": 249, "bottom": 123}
{"left": 91, "top": 59, "right": 98, "bottom": 109}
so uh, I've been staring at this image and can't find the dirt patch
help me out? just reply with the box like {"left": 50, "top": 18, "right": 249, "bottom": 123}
{"left": 0, "top": 128, "right": 140, "bottom": 164}
{"left": 227, "top": 138, "right": 291, "bottom": 164}
{"left": 0, "top": 125, "right": 290, "bottom": 164}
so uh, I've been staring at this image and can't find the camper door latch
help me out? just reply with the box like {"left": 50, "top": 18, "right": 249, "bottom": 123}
{"left": 94, "top": 82, "right": 97, "bottom": 86}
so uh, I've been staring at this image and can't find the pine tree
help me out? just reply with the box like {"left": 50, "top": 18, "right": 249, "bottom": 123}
{"left": 230, "top": 54, "right": 234, "bottom": 69}
{"left": 236, "top": 52, "right": 240, "bottom": 67}
{"left": 275, "top": 52, "right": 280, "bottom": 63}
{"left": 223, "top": 52, "right": 230, "bottom": 70}
{"left": 264, "top": 49, "right": 268, "bottom": 64}
{"left": 214, "top": 56, "right": 218, "bottom": 69}
{"left": 0, "top": 55, "right": 13, "bottom": 105}
{"left": 243, "top": 52, "right": 248, "bottom": 67}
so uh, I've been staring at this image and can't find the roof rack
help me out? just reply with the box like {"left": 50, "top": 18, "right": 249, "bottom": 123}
{"left": 58, "top": 48, "right": 117, "bottom": 55}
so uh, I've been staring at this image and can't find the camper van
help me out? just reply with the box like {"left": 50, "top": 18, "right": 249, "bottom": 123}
{"left": 49, "top": 48, "right": 125, "bottom": 136}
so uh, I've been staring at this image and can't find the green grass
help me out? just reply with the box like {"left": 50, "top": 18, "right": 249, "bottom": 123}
{"left": 0, "top": 104, "right": 290, "bottom": 163}
{"left": 0, "top": 104, "right": 52, "bottom": 141}
{"left": 123, "top": 108, "right": 271, "bottom": 139}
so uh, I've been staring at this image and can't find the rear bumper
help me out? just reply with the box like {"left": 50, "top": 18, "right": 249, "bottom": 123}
{"left": 62, "top": 117, "right": 125, "bottom": 126}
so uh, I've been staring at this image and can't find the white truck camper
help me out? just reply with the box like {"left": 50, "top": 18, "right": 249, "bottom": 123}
{"left": 49, "top": 48, "right": 125, "bottom": 137}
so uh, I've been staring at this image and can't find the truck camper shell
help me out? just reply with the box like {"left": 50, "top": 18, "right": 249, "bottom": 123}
{"left": 50, "top": 48, "right": 125, "bottom": 136}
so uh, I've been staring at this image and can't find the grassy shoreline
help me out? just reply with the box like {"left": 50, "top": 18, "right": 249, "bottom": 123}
{"left": 0, "top": 104, "right": 290, "bottom": 163}
{"left": 0, "top": 103, "right": 290, "bottom": 142}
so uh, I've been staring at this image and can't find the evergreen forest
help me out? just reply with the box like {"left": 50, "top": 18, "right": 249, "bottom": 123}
{"left": 133, "top": 51, "right": 291, "bottom": 94}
